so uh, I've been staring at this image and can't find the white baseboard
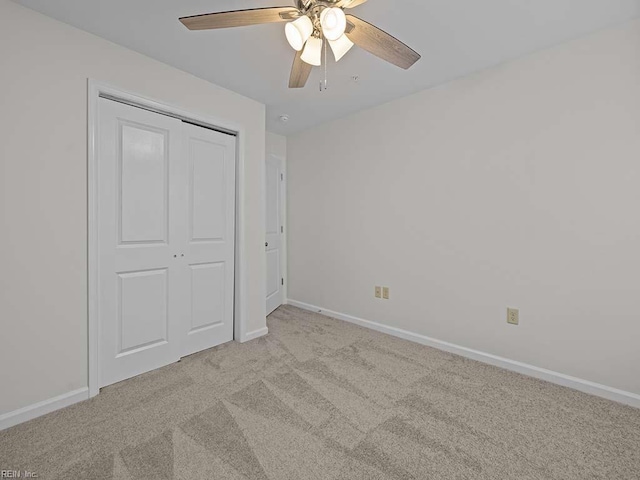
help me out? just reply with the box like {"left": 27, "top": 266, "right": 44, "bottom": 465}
{"left": 286, "top": 299, "right": 640, "bottom": 409}
{"left": 0, "top": 387, "right": 89, "bottom": 431}
{"left": 1, "top": 325, "right": 269, "bottom": 430}
{"left": 241, "top": 327, "right": 269, "bottom": 343}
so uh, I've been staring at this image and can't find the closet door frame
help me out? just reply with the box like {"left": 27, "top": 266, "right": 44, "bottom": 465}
{"left": 88, "top": 80, "right": 248, "bottom": 398}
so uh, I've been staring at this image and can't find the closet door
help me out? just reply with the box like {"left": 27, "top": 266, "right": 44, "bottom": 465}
{"left": 180, "top": 123, "right": 236, "bottom": 357}
{"left": 98, "top": 99, "right": 185, "bottom": 387}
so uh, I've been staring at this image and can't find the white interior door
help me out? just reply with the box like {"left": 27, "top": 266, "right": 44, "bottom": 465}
{"left": 180, "top": 123, "right": 236, "bottom": 357}
{"left": 98, "top": 99, "right": 184, "bottom": 387}
{"left": 98, "top": 98, "right": 236, "bottom": 387}
{"left": 265, "top": 155, "right": 283, "bottom": 315}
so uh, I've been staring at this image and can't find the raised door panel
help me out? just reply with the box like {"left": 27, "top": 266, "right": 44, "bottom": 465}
{"left": 189, "top": 262, "right": 225, "bottom": 333}
{"left": 189, "top": 139, "right": 226, "bottom": 243}
{"left": 266, "top": 249, "right": 280, "bottom": 298}
{"left": 265, "top": 160, "right": 279, "bottom": 236}
{"left": 118, "top": 269, "right": 168, "bottom": 355}
{"left": 119, "top": 123, "right": 169, "bottom": 245}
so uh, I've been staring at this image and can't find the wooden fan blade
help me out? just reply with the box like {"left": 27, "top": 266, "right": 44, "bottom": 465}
{"left": 180, "top": 7, "right": 299, "bottom": 31}
{"left": 289, "top": 50, "right": 312, "bottom": 88}
{"left": 345, "top": 15, "right": 420, "bottom": 69}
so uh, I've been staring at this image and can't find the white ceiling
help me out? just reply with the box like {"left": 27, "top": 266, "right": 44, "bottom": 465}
{"left": 13, "top": 0, "right": 640, "bottom": 134}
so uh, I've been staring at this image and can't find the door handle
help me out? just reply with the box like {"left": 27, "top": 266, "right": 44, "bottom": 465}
{"left": 265, "top": 242, "right": 269, "bottom": 247}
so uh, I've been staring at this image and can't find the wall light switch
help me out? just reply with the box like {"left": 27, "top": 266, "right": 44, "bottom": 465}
{"left": 375, "top": 286, "right": 382, "bottom": 299}
{"left": 382, "top": 287, "right": 390, "bottom": 300}
{"left": 507, "top": 308, "right": 519, "bottom": 325}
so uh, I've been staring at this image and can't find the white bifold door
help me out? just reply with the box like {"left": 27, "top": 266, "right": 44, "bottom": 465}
{"left": 98, "top": 98, "right": 236, "bottom": 388}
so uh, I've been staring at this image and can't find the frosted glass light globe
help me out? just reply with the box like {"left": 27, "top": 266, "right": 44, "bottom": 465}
{"left": 285, "top": 16, "right": 313, "bottom": 51}
{"left": 301, "top": 36, "right": 323, "bottom": 66}
{"left": 329, "top": 34, "right": 354, "bottom": 62}
{"left": 320, "top": 8, "right": 346, "bottom": 41}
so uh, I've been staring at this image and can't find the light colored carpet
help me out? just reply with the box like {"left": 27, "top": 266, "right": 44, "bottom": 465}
{"left": 1, "top": 305, "right": 639, "bottom": 479}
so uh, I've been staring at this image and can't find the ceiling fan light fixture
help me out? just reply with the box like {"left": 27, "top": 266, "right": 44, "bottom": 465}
{"left": 328, "top": 34, "right": 354, "bottom": 62}
{"left": 179, "top": 1, "right": 421, "bottom": 90}
{"left": 320, "top": 7, "right": 346, "bottom": 41}
{"left": 285, "top": 15, "right": 313, "bottom": 51}
{"left": 300, "top": 36, "right": 323, "bottom": 66}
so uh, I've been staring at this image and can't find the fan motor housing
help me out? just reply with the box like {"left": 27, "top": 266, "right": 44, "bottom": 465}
{"left": 296, "top": 0, "right": 342, "bottom": 12}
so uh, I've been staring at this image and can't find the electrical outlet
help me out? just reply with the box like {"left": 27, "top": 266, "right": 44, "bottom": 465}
{"left": 382, "top": 287, "right": 390, "bottom": 300}
{"left": 507, "top": 308, "right": 519, "bottom": 325}
{"left": 375, "top": 286, "right": 382, "bottom": 299}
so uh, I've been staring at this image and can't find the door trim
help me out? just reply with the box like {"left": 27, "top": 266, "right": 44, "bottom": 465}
{"left": 88, "top": 80, "right": 249, "bottom": 398}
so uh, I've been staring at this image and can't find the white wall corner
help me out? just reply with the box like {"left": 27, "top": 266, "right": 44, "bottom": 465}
{"left": 286, "top": 299, "right": 640, "bottom": 409}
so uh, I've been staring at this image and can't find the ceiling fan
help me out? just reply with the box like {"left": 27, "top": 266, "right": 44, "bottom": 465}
{"left": 179, "top": 0, "right": 421, "bottom": 88}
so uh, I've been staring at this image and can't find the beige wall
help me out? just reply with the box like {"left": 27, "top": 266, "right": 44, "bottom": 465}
{"left": 0, "top": 0, "right": 266, "bottom": 415}
{"left": 288, "top": 19, "right": 640, "bottom": 395}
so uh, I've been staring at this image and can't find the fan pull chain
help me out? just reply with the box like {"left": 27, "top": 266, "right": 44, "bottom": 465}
{"left": 320, "top": 38, "right": 328, "bottom": 92}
